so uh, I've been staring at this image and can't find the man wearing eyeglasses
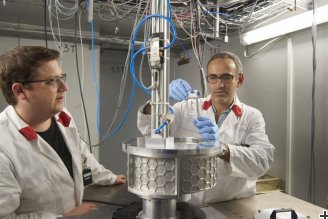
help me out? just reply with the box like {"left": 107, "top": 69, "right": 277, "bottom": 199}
{"left": 0, "top": 46, "right": 126, "bottom": 218}
{"left": 138, "top": 51, "right": 274, "bottom": 205}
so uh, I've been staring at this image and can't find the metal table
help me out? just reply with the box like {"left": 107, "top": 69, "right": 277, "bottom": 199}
{"left": 62, "top": 184, "right": 140, "bottom": 219}
{"left": 210, "top": 191, "right": 327, "bottom": 219}
{"left": 63, "top": 184, "right": 326, "bottom": 219}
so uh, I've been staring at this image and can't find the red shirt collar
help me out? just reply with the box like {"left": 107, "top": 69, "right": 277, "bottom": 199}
{"left": 57, "top": 111, "right": 71, "bottom": 127}
{"left": 19, "top": 126, "right": 38, "bottom": 141}
{"left": 202, "top": 100, "right": 242, "bottom": 117}
{"left": 19, "top": 111, "right": 71, "bottom": 141}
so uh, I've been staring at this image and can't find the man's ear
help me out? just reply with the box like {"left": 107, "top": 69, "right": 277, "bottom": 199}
{"left": 12, "top": 83, "right": 27, "bottom": 100}
{"left": 237, "top": 73, "right": 244, "bottom": 88}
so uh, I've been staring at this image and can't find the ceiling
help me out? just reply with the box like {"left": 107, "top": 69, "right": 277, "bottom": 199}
{"left": 0, "top": 0, "right": 312, "bottom": 51}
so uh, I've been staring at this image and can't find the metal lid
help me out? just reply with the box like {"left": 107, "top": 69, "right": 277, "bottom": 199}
{"left": 122, "top": 137, "right": 222, "bottom": 158}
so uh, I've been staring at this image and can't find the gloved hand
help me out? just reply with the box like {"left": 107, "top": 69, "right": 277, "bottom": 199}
{"left": 193, "top": 116, "right": 219, "bottom": 141}
{"left": 169, "top": 79, "right": 191, "bottom": 101}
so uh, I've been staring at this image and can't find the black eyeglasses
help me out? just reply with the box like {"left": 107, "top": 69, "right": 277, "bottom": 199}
{"left": 206, "top": 73, "right": 239, "bottom": 84}
{"left": 21, "top": 74, "right": 67, "bottom": 87}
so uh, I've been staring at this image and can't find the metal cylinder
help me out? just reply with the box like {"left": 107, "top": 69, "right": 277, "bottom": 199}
{"left": 123, "top": 137, "right": 222, "bottom": 219}
{"left": 141, "top": 199, "right": 177, "bottom": 219}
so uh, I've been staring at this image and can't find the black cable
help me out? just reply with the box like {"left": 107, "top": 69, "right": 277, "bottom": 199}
{"left": 308, "top": 0, "right": 317, "bottom": 204}
{"left": 82, "top": 199, "right": 124, "bottom": 207}
{"left": 44, "top": 0, "right": 48, "bottom": 48}
{"left": 310, "top": 0, "right": 318, "bottom": 203}
{"left": 74, "top": 13, "right": 93, "bottom": 153}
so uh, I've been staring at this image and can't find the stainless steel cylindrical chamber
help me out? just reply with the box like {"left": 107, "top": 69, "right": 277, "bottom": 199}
{"left": 122, "top": 137, "right": 222, "bottom": 219}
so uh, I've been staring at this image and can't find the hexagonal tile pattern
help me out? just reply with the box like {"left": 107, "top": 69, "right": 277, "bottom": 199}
{"left": 156, "top": 176, "right": 165, "bottom": 187}
{"left": 164, "top": 171, "right": 175, "bottom": 182}
{"left": 164, "top": 182, "right": 175, "bottom": 193}
{"left": 198, "top": 179, "right": 206, "bottom": 189}
{"left": 180, "top": 156, "right": 217, "bottom": 193}
{"left": 198, "top": 169, "right": 206, "bottom": 179}
{"left": 148, "top": 159, "right": 157, "bottom": 169}
{"left": 190, "top": 175, "right": 199, "bottom": 186}
{"left": 131, "top": 155, "right": 176, "bottom": 194}
{"left": 141, "top": 174, "right": 149, "bottom": 184}
{"left": 190, "top": 164, "right": 199, "bottom": 175}
{"left": 148, "top": 169, "right": 157, "bottom": 180}
{"left": 135, "top": 157, "right": 142, "bottom": 168}
{"left": 141, "top": 163, "right": 149, "bottom": 173}
{"left": 155, "top": 165, "right": 166, "bottom": 176}
{"left": 165, "top": 160, "right": 175, "bottom": 171}
{"left": 147, "top": 180, "right": 157, "bottom": 191}
{"left": 157, "top": 159, "right": 165, "bottom": 165}
{"left": 135, "top": 168, "right": 142, "bottom": 178}
{"left": 129, "top": 155, "right": 217, "bottom": 195}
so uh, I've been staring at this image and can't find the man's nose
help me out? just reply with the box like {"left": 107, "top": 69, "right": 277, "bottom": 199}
{"left": 58, "top": 80, "right": 68, "bottom": 92}
{"left": 215, "top": 79, "right": 225, "bottom": 87}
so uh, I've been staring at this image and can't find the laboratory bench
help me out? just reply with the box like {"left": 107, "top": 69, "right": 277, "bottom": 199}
{"left": 63, "top": 184, "right": 327, "bottom": 219}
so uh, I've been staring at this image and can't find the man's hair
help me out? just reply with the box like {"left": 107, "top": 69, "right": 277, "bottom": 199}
{"left": 0, "top": 46, "right": 60, "bottom": 105}
{"left": 207, "top": 51, "right": 243, "bottom": 74}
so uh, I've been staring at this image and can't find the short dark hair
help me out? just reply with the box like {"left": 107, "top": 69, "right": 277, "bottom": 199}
{"left": 0, "top": 46, "right": 60, "bottom": 105}
{"left": 207, "top": 51, "right": 243, "bottom": 74}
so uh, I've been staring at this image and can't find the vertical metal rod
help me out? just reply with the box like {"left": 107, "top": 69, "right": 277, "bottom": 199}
{"left": 161, "top": 0, "right": 170, "bottom": 138}
{"left": 286, "top": 38, "right": 293, "bottom": 195}
{"left": 150, "top": 0, "right": 170, "bottom": 138}
{"left": 151, "top": 1, "right": 159, "bottom": 133}
{"left": 214, "top": 1, "right": 220, "bottom": 38}
{"left": 88, "top": 0, "right": 94, "bottom": 22}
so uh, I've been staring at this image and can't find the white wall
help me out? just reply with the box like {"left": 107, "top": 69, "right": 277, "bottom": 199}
{"left": 290, "top": 22, "right": 328, "bottom": 207}
{"left": 172, "top": 23, "right": 328, "bottom": 208}
{"left": 0, "top": 36, "right": 100, "bottom": 160}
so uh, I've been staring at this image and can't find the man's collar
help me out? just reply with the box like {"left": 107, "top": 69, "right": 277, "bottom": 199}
{"left": 19, "top": 111, "right": 71, "bottom": 141}
{"left": 202, "top": 95, "right": 242, "bottom": 117}
{"left": 19, "top": 126, "right": 38, "bottom": 141}
{"left": 56, "top": 111, "right": 71, "bottom": 128}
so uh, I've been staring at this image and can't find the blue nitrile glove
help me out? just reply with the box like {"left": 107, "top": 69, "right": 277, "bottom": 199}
{"left": 169, "top": 79, "right": 191, "bottom": 101}
{"left": 193, "top": 116, "right": 219, "bottom": 141}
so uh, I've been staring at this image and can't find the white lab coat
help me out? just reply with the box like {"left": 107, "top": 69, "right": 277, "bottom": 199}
{"left": 0, "top": 105, "right": 117, "bottom": 219}
{"left": 137, "top": 95, "right": 275, "bottom": 205}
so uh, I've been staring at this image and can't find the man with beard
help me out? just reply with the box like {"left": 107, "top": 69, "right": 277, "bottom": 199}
{"left": 137, "top": 51, "right": 275, "bottom": 205}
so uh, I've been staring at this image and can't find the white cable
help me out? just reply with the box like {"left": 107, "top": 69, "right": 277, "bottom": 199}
{"left": 48, "top": 0, "right": 61, "bottom": 51}
{"left": 197, "top": 13, "right": 223, "bottom": 48}
{"left": 243, "top": 36, "right": 285, "bottom": 58}
{"left": 48, "top": 0, "right": 78, "bottom": 20}
{"left": 190, "top": 2, "right": 208, "bottom": 96}
{"left": 172, "top": 8, "right": 198, "bottom": 38}
{"left": 54, "top": 0, "right": 63, "bottom": 64}
{"left": 96, "top": 1, "right": 140, "bottom": 22}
